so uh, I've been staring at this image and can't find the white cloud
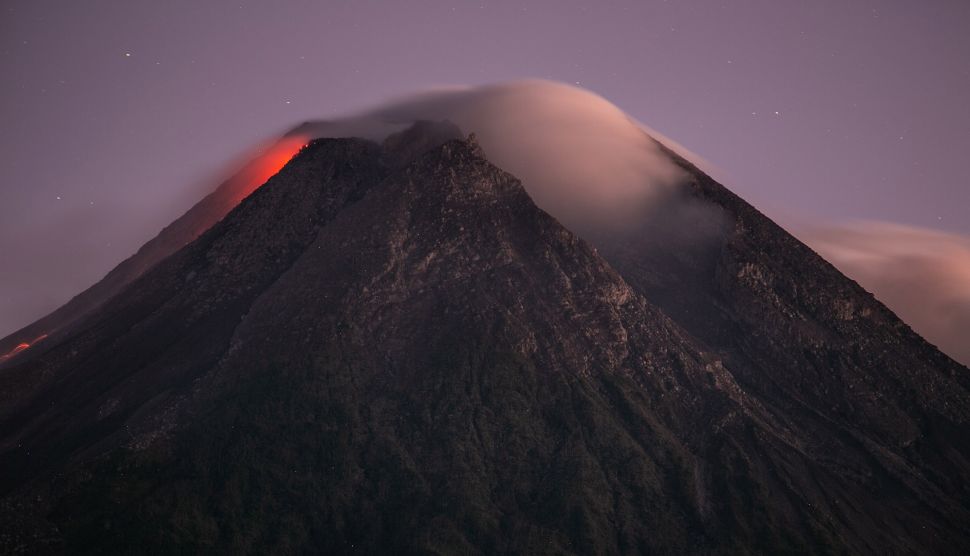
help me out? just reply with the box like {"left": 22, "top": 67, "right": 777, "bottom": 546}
{"left": 302, "top": 80, "right": 693, "bottom": 233}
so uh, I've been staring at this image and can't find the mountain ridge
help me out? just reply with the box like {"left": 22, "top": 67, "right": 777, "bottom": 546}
{"left": 1, "top": 124, "right": 968, "bottom": 554}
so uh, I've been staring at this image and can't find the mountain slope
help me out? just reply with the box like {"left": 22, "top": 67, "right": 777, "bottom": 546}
{"left": 0, "top": 136, "right": 309, "bottom": 363}
{"left": 1, "top": 126, "right": 969, "bottom": 554}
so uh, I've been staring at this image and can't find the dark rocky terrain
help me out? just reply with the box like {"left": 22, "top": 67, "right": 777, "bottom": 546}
{"left": 1, "top": 122, "right": 969, "bottom": 554}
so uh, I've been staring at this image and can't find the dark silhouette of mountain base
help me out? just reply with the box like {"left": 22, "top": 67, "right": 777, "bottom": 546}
{"left": 1, "top": 122, "right": 968, "bottom": 554}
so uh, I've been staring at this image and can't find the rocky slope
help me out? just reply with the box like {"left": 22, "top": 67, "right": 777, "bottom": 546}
{"left": 0, "top": 135, "right": 308, "bottom": 363}
{"left": 1, "top": 124, "right": 968, "bottom": 554}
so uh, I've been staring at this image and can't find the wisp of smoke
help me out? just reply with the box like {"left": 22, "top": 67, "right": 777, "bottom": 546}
{"left": 297, "top": 80, "right": 691, "bottom": 233}
{"left": 803, "top": 221, "right": 970, "bottom": 367}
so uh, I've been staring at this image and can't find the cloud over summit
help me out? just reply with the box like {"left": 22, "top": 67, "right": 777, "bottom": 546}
{"left": 299, "top": 80, "right": 692, "bottom": 233}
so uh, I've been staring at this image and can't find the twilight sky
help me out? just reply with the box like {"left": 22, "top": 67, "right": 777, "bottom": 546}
{"left": 2, "top": 0, "right": 969, "bottom": 345}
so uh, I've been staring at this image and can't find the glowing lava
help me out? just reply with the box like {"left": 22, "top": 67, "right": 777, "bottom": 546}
{"left": 0, "top": 333, "right": 48, "bottom": 362}
{"left": 227, "top": 135, "right": 309, "bottom": 206}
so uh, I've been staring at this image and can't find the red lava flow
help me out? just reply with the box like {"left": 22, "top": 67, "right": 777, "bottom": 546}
{"left": 0, "top": 333, "right": 48, "bottom": 362}
{"left": 226, "top": 135, "right": 309, "bottom": 206}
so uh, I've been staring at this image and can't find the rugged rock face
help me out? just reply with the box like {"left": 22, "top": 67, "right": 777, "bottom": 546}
{"left": 1, "top": 124, "right": 969, "bottom": 554}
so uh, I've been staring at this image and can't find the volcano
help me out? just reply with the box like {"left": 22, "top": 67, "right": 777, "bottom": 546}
{"left": 1, "top": 84, "right": 969, "bottom": 554}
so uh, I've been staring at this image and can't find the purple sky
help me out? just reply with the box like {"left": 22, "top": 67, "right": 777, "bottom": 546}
{"left": 2, "top": 0, "right": 969, "bottom": 339}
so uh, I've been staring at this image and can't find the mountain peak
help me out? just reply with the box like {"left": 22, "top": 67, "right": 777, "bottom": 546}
{"left": 380, "top": 119, "right": 464, "bottom": 167}
{"left": 2, "top": 105, "right": 969, "bottom": 554}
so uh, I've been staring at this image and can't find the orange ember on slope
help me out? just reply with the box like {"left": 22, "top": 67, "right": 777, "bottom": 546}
{"left": 226, "top": 135, "right": 309, "bottom": 206}
{"left": 0, "top": 333, "right": 48, "bottom": 362}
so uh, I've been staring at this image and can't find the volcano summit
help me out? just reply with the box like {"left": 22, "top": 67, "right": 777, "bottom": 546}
{"left": 1, "top": 83, "right": 969, "bottom": 554}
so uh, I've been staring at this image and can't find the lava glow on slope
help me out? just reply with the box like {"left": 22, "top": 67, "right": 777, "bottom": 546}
{"left": 226, "top": 135, "right": 309, "bottom": 206}
{"left": 0, "top": 333, "right": 47, "bottom": 362}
